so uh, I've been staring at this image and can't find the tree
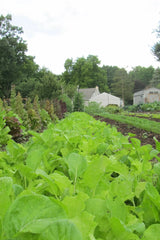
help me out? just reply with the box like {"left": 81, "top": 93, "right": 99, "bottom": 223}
{"left": 63, "top": 58, "right": 73, "bottom": 84}
{"left": 129, "top": 66, "right": 154, "bottom": 92}
{"left": 62, "top": 55, "right": 109, "bottom": 92}
{"left": 102, "top": 65, "right": 119, "bottom": 90}
{"left": 111, "top": 68, "right": 133, "bottom": 104}
{"left": 15, "top": 55, "right": 39, "bottom": 98}
{"left": 35, "top": 68, "right": 62, "bottom": 100}
{"left": 0, "top": 14, "right": 28, "bottom": 97}
{"left": 150, "top": 67, "right": 160, "bottom": 88}
{"left": 73, "top": 92, "right": 84, "bottom": 112}
{"left": 152, "top": 23, "right": 160, "bottom": 61}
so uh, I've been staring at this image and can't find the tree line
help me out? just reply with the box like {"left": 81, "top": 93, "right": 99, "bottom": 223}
{"left": 0, "top": 14, "right": 160, "bottom": 105}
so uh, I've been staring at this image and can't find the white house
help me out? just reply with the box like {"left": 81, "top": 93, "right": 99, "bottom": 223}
{"left": 133, "top": 87, "right": 160, "bottom": 105}
{"left": 90, "top": 92, "right": 122, "bottom": 107}
{"left": 78, "top": 86, "right": 122, "bottom": 106}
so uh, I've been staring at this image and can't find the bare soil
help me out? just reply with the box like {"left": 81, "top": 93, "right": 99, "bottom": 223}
{"left": 94, "top": 115, "right": 160, "bottom": 149}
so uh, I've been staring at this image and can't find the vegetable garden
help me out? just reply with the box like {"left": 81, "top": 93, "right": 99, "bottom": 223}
{"left": 1, "top": 110, "right": 160, "bottom": 239}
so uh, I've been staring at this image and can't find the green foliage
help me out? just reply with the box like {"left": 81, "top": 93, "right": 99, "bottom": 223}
{"left": 44, "top": 99, "right": 56, "bottom": 120}
{"left": 152, "top": 23, "right": 160, "bottom": 62}
{"left": 59, "top": 94, "right": 73, "bottom": 112}
{"left": 0, "top": 98, "right": 4, "bottom": 109}
{"left": 152, "top": 42, "right": 160, "bottom": 62}
{"left": 10, "top": 85, "right": 16, "bottom": 111}
{"left": 0, "top": 112, "right": 160, "bottom": 239}
{"left": 0, "top": 93, "right": 53, "bottom": 143}
{"left": 111, "top": 68, "right": 133, "bottom": 104}
{"left": 35, "top": 68, "right": 62, "bottom": 100}
{"left": 129, "top": 66, "right": 154, "bottom": 92}
{"left": 4, "top": 115, "right": 22, "bottom": 140}
{"left": 84, "top": 102, "right": 104, "bottom": 115}
{"left": 63, "top": 55, "right": 109, "bottom": 92}
{"left": 0, "top": 110, "right": 11, "bottom": 146}
{"left": 0, "top": 14, "right": 28, "bottom": 98}
{"left": 150, "top": 67, "right": 160, "bottom": 88}
{"left": 125, "top": 101, "right": 160, "bottom": 112}
{"left": 54, "top": 100, "right": 67, "bottom": 119}
{"left": 99, "top": 112, "right": 160, "bottom": 134}
{"left": 73, "top": 92, "right": 84, "bottom": 112}
{"left": 104, "top": 104, "right": 123, "bottom": 114}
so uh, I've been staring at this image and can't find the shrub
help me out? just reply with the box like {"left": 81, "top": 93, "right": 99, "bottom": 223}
{"left": 54, "top": 100, "right": 67, "bottom": 119}
{"left": 84, "top": 102, "right": 104, "bottom": 116}
{"left": 73, "top": 92, "right": 84, "bottom": 112}
{"left": 104, "top": 104, "right": 123, "bottom": 113}
{"left": 4, "top": 115, "right": 22, "bottom": 140}
{"left": 0, "top": 110, "right": 11, "bottom": 146}
{"left": 59, "top": 94, "right": 73, "bottom": 113}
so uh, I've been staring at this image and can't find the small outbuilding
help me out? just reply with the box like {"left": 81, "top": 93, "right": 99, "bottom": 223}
{"left": 133, "top": 87, "right": 160, "bottom": 105}
{"left": 90, "top": 92, "right": 122, "bottom": 107}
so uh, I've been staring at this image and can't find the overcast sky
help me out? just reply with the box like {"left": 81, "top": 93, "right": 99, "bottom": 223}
{"left": 1, "top": 0, "right": 160, "bottom": 74}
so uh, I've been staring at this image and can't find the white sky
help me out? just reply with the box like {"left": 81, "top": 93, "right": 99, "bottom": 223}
{"left": 1, "top": 0, "right": 160, "bottom": 74}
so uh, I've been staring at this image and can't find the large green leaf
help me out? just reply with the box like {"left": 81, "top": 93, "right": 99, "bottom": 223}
{"left": 3, "top": 194, "right": 66, "bottom": 238}
{"left": 85, "top": 198, "right": 107, "bottom": 219}
{"left": 82, "top": 155, "right": 108, "bottom": 192}
{"left": 62, "top": 192, "right": 88, "bottom": 218}
{"left": 145, "top": 183, "right": 160, "bottom": 211}
{"left": 26, "top": 144, "right": 45, "bottom": 170}
{"left": 72, "top": 211, "right": 96, "bottom": 240}
{"left": 39, "top": 219, "right": 82, "bottom": 240}
{"left": 65, "top": 153, "right": 87, "bottom": 181}
{"left": 12, "top": 219, "right": 82, "bottom": 240}
{"left": 52, "top": 171, "right": 74, "bottom": 196}
{"left": 142, "top": 224, "right": 160, "bottom": 240}
{"left": 0, "top": 177, "right": 13, "bottom": 219}
{"left": 110, "top": 217, "right": 140, "bottom": 240}
{"left": 6, "top": 140, "right": 26, "bottom": 164}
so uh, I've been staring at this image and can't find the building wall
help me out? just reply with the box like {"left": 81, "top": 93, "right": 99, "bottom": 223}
{"left": 133, "top": 88, "right": 160, "bottom": 105}
{"left": 90, "top": 86, "right": 100, "bottom": 99}
{"left": 144, "top": 88, "right": 160, "bottom": 103}
{"left": 90, "top": 93, "right": 121, "bottom": 107}
{"left": 133, "top": 90, "right": 145, "bottom": 105}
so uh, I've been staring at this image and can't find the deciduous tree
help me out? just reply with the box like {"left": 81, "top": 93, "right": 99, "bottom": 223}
{"left": 152, "top": 23, "right": 160, "bottom": 61}
{"left": 0, "top": 14, "right": 28, "bottom": 97}
{"left": 62, "top": 55, "right": 109, "bottom": 92}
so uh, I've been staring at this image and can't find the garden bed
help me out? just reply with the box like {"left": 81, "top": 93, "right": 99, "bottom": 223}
{"left": 94, "top": 115, "right": 160, "bottom": 149}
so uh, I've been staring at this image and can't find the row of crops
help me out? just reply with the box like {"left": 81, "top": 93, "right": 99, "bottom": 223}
{"left": 97, "top": 112, "right": 160, "bottom": 134}
{"left": 1, "top": 112, "right": 160, "bottom": 239}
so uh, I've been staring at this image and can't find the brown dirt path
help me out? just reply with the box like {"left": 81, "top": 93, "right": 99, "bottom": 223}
{"left": 94, "top": 116, "right": 160, "bottom": 149}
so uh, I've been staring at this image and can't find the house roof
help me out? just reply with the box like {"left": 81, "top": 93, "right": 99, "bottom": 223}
{"left": 91, "top": 92, "right": 120, "bottom": 100}
{"left": 78, "top": 88, "right": 98, "bottom": 101}
{"left": 134, "top": 87, "right": 160, "bottom": 96}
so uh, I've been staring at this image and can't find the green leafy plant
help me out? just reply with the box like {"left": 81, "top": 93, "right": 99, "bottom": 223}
{"left": 59, "top": 94, "right": 73, "bottom": 113}
{"left": 4, "top": 115, "right": 22, "bottom": 140}
{"left": 84, "top": 101, "right": 104, "bottom": 115}
{"left": 98, "top": 112, "right": 160, "bottom": 134}
{"left": 0, "top": 112, "right": 160, "bottom": 239}
{"left": 0, "top": 110, "right": 11, "bottom": 146}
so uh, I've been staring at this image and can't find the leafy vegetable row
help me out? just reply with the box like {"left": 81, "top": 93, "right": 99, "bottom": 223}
{"left": 98, "top": 112, "right": 160, "bottom": 134}
{"left": 123, "top": 112, "right": 160, "bottom": 120}
{"left": 0, "top": 112, "right": 160, "bottom": 239}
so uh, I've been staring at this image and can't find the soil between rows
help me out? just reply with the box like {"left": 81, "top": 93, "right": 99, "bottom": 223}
{"left": 94, "top": 116, "right": 160, "bottom": 149}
